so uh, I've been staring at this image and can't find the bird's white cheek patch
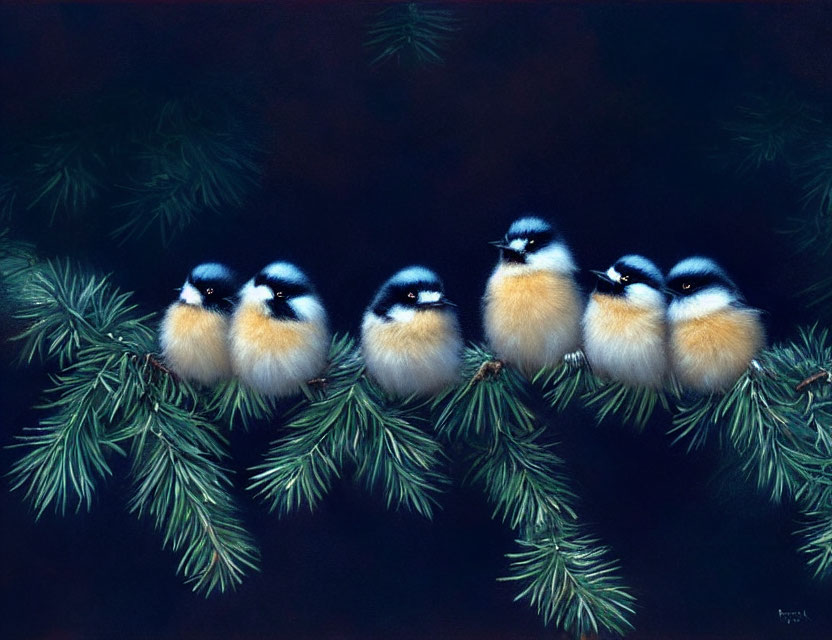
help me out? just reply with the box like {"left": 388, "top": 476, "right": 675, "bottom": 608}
{"left": 241, "top": 283, "right": 274, "bottom": 304}
{"left": 387, "top": 305, "right": 416, "bottom": 323}
{"left": 418, "top": 291, "right": 441, "bottom": 305}
{"left": 508, "top": 238, "right": 527, "bottom": 252}
{"left": 179, "top": 282, "right": 203, "bottom": 306}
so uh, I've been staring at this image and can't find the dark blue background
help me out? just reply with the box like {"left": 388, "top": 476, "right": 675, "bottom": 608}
{"left": 2, "top": 3, "right": 831, "bottom": 639}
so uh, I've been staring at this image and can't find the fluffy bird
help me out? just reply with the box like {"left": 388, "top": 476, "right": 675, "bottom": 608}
{"left": 582, "top": 255, "right": 668, "bottom": 387}
{"left": 159, "top": 262, "right": 238, "bottom": 386}
{"left": 229, "top": 261, "right": 330, "bottom": 397}
{"left": 361, "top": 266, "right": 462, "bottom": 397}
{"left": 483, "top": 215, "right": 583, "bottom": 376}
{"left": 666, "top": 257, "right": 765, "bottom": 393}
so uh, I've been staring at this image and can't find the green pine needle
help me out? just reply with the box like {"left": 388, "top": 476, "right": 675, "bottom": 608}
{"left": 11, "top": 259, "right": 155, "bottom": 367}
{"left": 129, "top": 403, "right": 260, "bottom": 594}
{"left": 366, "top": 3, "right": 459, "bottom": 67}
{"left": 502, "top": 524, "right": 635, "bottom": 637}
{"left": 24, "top": 130, "right": 107, "bottom": 222}
{"left": 113, "top": 98, "right": 261, "bottom": 245}
{"left": 672, "top": 327, "right": 832, "bottom": 510}
{"left": 433, "top": 344, "right": 536, "bottom": 442}
{"left": 251, "top": 335, "right": 447, "bottom": 518}
{"left": 469, "top": 426, "right": 578, "bottom": 531}
{"left": 206, "top": 378, "right": 275, "bottom": 430}
{"left": 537, "top": 353, "right": 667, "bottom": 429}
{"left": 9, "top": 373, "right": 126, "bottom": 518}
{"left": 799, "top": 510, "right": 832, "bottom": 578}
{"left": 535, "top": 355, "right": 600, "bottom": 412}
{"left": 584, "top": 380, "right": 670, "bottom": 431}
{"left": 721, "top": 93, "right": 820, "bottom": 172}
{"left": 5, "top": 246, "right": 259, "bottom": 594}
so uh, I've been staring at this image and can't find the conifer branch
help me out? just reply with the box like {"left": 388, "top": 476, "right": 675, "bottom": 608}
{"left": 503, "top": 523, "right": 636, "bottom": 636}
{"left": 435, "top": 345, "right": 634, "bottom": 637}
{"left": 366, "top": 3, "right": 460, "bottom": 67}
{"left": 536, "top": 354, "right": 668, "bottom": 430}
{"left": 128, "top": 402, "right": 259, "bottom": 594}
{"left": 470, "top": 426, "right": 578, "bottom": 531}
{"left": 250, "top": 335, "right": 447, "bottom": 518}
{"left": 3, "top": 246, "right": 259, "bottom": 594}
{"left": 434, "top": 343, "right": 536, "bottom": 441}
{"left": 206, "top": 378, "right": 275, "bottom": 430}
{"left": 800, "top": 510, "right": 832, "bottom": 578}
{"left": 112, "top": 97, "right": 261, "bottom": 245}
{"left": 672, "top": 327, "right": 832, "bottom": 509}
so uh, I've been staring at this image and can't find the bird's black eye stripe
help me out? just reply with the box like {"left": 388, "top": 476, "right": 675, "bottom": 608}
{"left": 371, "top": 279, "right": 444, "bottom": 317}
{"left": 614, "top": 265, "right": 662, "bottom": 290}
{"left": 506, "top": 229, "right": 554, "bottom": 247}
{"left": 254, "top": 274, "right": 311, "bottom": 298}
{"left": 667, "top": 273, "right": 727, "bottom": 295}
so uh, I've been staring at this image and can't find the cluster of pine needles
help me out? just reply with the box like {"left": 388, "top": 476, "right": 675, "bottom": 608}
{"left": 0, "top": 89, "right": 262, "bottom": 246}
{"left": 4, "top": 229, "right": 832, "bottom": 638}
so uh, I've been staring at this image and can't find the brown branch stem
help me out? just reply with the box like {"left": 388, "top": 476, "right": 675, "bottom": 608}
{"left": 795, "top": 370, "right": 830, "bottom": 392}
{"left": 473, "top": 359, "right": 504, "bottom": 382}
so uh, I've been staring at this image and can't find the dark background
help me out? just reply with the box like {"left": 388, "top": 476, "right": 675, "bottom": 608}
{"left": 2, "top": 3, "right": 832, "bottom": 639}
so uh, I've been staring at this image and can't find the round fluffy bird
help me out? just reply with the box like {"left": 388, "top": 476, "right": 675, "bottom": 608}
{"left": 361, "top": 266, "right": 462, "bottom": 397}
{"left": 482, "top": 215, "right": 583, "bottom": 376}
{"left": 666, "top": 257, "right": 765, "bottom": 393}
{"left": 159, "top": 262, "right": 239, "bottom": 386}
{"left": 582, "top": 255, "right": 668, "bottom": 387}
{"left": 229, "top": 262, "right": 330, "bottom": 397}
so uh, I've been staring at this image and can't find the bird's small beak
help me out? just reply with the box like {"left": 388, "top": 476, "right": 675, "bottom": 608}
{"left": 590, "top": 269, "right": 615, "bottom": 284}
{"left": 662, "top": 285, "right": 678, "bottom": 298}
{"left": 489, "top": 240, "right": 510, "bottom": 250}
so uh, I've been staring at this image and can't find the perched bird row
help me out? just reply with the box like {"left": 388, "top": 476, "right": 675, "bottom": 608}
{"left": 160, "top": 215, "right": 765, "bottom": 399}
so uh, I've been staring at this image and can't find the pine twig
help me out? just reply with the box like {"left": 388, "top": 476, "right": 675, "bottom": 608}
{"left": 796, "top": 369, "right": 830, "bottom": 392}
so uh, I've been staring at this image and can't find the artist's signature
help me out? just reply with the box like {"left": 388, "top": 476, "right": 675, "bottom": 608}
{"left": 778, "top": 609, "right": 809, "bottom": 625}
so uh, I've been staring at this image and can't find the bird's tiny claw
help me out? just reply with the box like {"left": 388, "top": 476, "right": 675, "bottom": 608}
{"left": 563, "top": 350, "right": 588, "bottom": 370}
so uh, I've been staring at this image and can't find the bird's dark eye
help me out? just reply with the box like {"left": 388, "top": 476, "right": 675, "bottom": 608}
{"left": 205, "top": 287, "right": 214, "bottom": 295}
{"left": 620, "top": 275, "right": 630, "bottom": 283}
{"left": 527, "top": 239, "right": 536, "bottom": 246}
{"left": 407, "top": 291, "right": 416, "bottom": 299}
{"left": 682, "top": 282, "right": 691, "bottom": 290}
{"left": 275, "top": 291, "right": 284, "bottom": 298}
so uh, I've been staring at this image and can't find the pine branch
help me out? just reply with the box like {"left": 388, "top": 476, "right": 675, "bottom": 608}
{"left": 206, "top": 378, "right": 275, "bottom": 430}
{"left": 584, "top": 380, "right": 670, "bottom": 431}
{"left": 534, "top": 353, "right": 600, "bottom": 412}
{"left": 672, "top": 327, "right": 832, "bottom": 512}
{"left": 366, "top": 3, "right": 460, "bottom": 67}
{"left": 11, "top": 259, "right": 155, "bottom": 367}
{"left": 4, "top": 248, "right": 259, "bottom": 594}
{"left": 502, "top": 523, "right": 635, "bottom": 637}
{"left": 113, "top": 97, "right": 261, "bottom": 245}
{"left": 470, "top": 426, "right": 578, "bottom": 531}
{"left": 24, "top": 130, "right": 107, "bottom": 222}
{"left": 433, "top": 343, "right": 536, "bottom": 442}
{"left": 129, "top": 402, "right": 259, "bottom": 594}
{"left": 250, "top": 335, "right": 447, "bottom": 518}
{"left": 352, "top": 391, "right": 447, "bottom": 519}
{"left": 800, "top": 510, "right": 832, "bottom": 578}
{"left": 435, "top": 345, "right": 633, "bottom": 636}
{"left": 721, "top": 92, "right": 820, "bottom": 173}
{"left": 8, "top": 372, "right": 127, "bottom": 517}
{"left": 537, "top": 353, "right": 668, "bottom": 430}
